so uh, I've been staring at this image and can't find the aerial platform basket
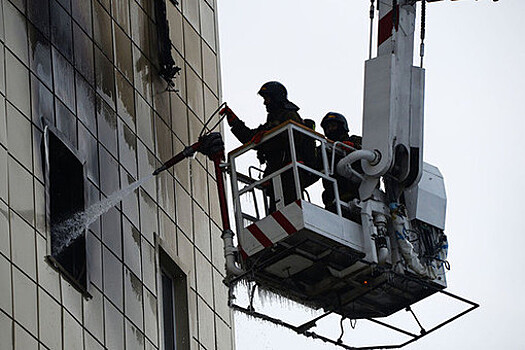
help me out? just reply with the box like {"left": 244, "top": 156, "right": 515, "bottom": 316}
{"left": 228, "top": 122, "right": 447, "bottom": 319}
{"left": 226, "top": 122, "right": 478, "bottom": 348}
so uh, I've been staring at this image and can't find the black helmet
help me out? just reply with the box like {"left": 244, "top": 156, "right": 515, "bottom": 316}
{"left": 258, "top": 81, "right": 288, "bottom": 102}
{"left": 321, "top": 112, "right": 349, "bottom": 133}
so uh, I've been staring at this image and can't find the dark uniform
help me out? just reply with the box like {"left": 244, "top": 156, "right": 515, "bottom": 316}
{"left": 322, "top": 134, "right": 362, "bottom": 208}
{"left": 320, "top": 112, "right": 362, "bottom": 215}
{"left": 221, "top": 82, "right": 307, "bottom": 212}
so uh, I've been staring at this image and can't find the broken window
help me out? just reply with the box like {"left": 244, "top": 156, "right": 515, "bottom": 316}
{"left": 155, "top": 0, "right": 181, "bottom": 89}
{"left": 160, "top": 249, "right": 190, "bottom": 350}
{"left": 43, "top": 125, "right": 88, "bottom": 293}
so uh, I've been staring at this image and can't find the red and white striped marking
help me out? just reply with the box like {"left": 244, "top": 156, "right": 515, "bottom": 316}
{"left": 378, "top": 3, "right": 399, "bottom": 55}
{"left": 239, "top": 200, "right": 304, "bottom": 258}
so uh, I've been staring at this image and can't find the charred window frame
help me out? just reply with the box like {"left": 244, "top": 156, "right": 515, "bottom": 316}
{"left": 159, "top": 249, "right": 190, "bottom": 350}
{"left": 155, "top": 0, "right": 181, "bottom": 89}
{"left": 43, "top": 125, "right": 89, "bottom": 295}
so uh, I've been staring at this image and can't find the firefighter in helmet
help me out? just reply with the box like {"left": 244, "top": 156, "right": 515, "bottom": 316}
{"left": 320, "top": 112, "right": 363, "bottom": 213}
{"left": 220, "top": 81, "right": 307, "bottom": 212}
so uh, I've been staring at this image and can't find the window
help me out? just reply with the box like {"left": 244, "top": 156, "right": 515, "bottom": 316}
{"left": 160, "top": 250, "right": 190, "bottom": 350}
{"left": 155, "top": 0, "right": 181, "bottom": 88}
{"left": 43, "top": 125, "right": 88, "bottom": 293}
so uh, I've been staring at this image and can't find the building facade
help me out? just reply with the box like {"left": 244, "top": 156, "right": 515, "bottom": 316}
{"left": 0, "top": 0, "right": 234, "bottom": 349}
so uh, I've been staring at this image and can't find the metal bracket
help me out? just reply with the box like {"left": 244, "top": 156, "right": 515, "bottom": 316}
{"left": 229, "top": 285, "right": 479, "bottom": 350}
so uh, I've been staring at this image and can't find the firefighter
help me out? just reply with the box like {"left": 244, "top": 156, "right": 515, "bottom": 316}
{"left": 320, "top": 112, "right": 363, "bottom": 214}
{"left": 220, "top": 81, "right": 306, "bottom": 212}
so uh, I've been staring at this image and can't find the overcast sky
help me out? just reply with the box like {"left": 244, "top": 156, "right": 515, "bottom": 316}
{"left": 216, "top": 1, "right": 525, "bottom": 349}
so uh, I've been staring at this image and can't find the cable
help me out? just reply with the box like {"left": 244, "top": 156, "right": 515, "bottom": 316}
{"left": 369, "top": 0, "right": 375, "bottom": 59}
{"left": 199, "top": 101, "right": 227, "bottom": 137}
{"left": 420, "top": 0, "right": 426, "bottom": 67}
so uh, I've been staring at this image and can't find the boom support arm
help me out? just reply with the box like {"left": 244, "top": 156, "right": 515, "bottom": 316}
{"left": 153, "top": 133, "right": 244, "bottom": 276}
{"left": 359, "top": 0, "right": 424, "bottom": 200}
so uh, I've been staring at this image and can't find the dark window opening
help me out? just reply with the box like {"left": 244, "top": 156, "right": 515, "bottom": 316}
{"left": 43, "top": 125, "right": 88, "bottom": 294}
{"left": 160, "top": 250, "right": 190, "bottom": 350}
{"left": 155, "top": 0, "right": 181, "bottom": 89}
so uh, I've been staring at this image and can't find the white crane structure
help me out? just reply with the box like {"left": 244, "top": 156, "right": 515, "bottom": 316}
{"left": 216, "top": 1, "right": 481, "bottom": 348}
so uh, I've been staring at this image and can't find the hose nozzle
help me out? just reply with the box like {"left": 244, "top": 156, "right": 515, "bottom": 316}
{"left": 152, "top": 143, "right": 201, "bottom": 176}
{"left": 152, "top": 164, "right": 168, "bottom": 176}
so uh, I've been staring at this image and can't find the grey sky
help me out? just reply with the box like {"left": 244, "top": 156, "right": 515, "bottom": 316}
{"left": 217, "top": 1, "right": 525, "bottom": 349}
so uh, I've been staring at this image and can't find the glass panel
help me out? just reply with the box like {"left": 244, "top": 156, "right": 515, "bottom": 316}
{"left": 125, "top": 320, "right": 145, "bottom": 350}
{"left": 6, "top": 51, "right": 30, "bottom": 117}
{"left": 135, "top": 92, "right": 154, "bottom": 151}
{"left": 175, "top": 185, "right": 191, "bottom": 235}
{"left": 133, "top": 45, "right": 152, "bottom": 105}
{"left": 104, "top": 298, "right": 125, "bottom": 348}
{"left": 112, "top": 0, "right": 130, "bottom": 34}
{"left": 103, "top": 247, "right": 123, "bottom": 310}
{"left": 28, "top": 0, "right": 50, "bottom": 38}
{"left": 115, "top": 70, "right": 136, "bottom": 129}
{"left": 93, "top": 0, "right": 113, "bottom": 61}
{"left": 167, "top": 3, "right": 183, "bottom": 54}
{"left": 10, "top": 211, "right": 36, "bottom": 279}
{"left": 130, "top": 2, "right": 151, "bottom": 60}
{"left": 14, "top": 324, "right": 37, "bottom": 350}
{"left": 139, "top": 188, "right": 157, "bottom": 245}
{"left": 86, "top": 231, "right": 102, "bottom": 288}
{"left": 123, "top": 216, "right": 141, "bottom": 277}
{"left": 114, "top": 25, "right": 134, "bottom": 83}
{"left": 202, "top": 43, "right": 218, "bottom": 95}
{"left": 155, "top": 116, "right": 172, "bottom": 164}
{"left": 195, "top": 250, "right": 212, "bottom": 305}
{"left": 191, "top": 161, "right": 208, "bottom": 213}
{"left": 73, "top": 22, "right": 95, "bottom": 86}
{"left": 72, "top": 0, "right": 92, "bottom": 36}
{"left": 124, "top": 268, "right": 144, "bottom": 329}
{"left": 55, "top": 98, "right": 77, "bottom": 147}
{"left": 8, "top": 156, "right": 33, "bottom": 225}
{"left": 75, "top": 125, "right": 98, "bottom": 193}
{"left": 99, "top": 146, "right": 120, "bottom": 196}
{"left": 141, "top": 238, "right": 156, "bottom": 293}
{"left": 118, "top": 118, "right": 138, "bottom": 177}
{"left": 170, "top": 94, "right": 188, "bottom": 144}
{"left": 101, "top": 206, "right": 122, "bottom": 257}
{"left": 13, "top": 268, "right": 38, "bottom": 335}
{"left": 120, "top": 170, "right": 140, "bottom": 228}
{"left": 172, "top": 136, "right": 190, "bottom": 191}
{"left": 38, "top": 289, "right": 62, "bottom": 349}
{"left": 95, "top": 46, "right": 116, "bottom": 107}
{"left": 31, "top": 75, "right": 54, "bottom": 126}
{"left": 76, "top": 74, "right": 97, "bottom": 132}
{"left": 153, "top": 73, "right": 171, "bottom": 124}
{"left": 97, "top": 97, "right": 118, "bottom": 156}
{"left": 29, "top": 23, "right": 52, "bottom": 90}
{"left": 50, "top": 0, "right": 73, "bottom": 61}
{"left": 52, "top": 49, "right": 76, "bottom": 112}
{"left": 143, "top": 286, "right": 158, "bottom": 345}
{"left": 83, "top": 285, "right": 104, "bottom": 339}
{"left": 4, "top": 0, "right": 28, "bottom": 64}
{"left": 7, "top": 103, "right": 32, "bottom": 171}
{"left": 183, "top": 20, "right": 201, "bottom": 77}
{"left": 200, "top": 2, "right": 215, "bottom": 51}
{"left": 182, "top": 0, "right": 199, "bottom": 33}
{"left": 185, "top": 67, "right": 203, "bottom": 120}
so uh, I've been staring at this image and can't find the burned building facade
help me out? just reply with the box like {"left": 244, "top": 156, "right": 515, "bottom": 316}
{"left": 0, "top": 0, "right": 234, "bottom": 349}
